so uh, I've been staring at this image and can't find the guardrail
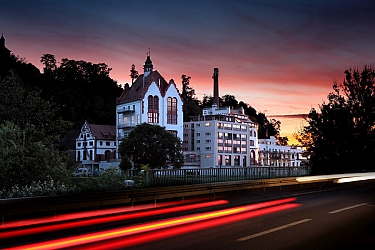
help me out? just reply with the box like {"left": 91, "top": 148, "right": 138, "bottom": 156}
{"left": 1, "top": 172, "right": 374, "bottom": 223}
{"left": 143, "top": 166, "right": 311, "bottom": 187}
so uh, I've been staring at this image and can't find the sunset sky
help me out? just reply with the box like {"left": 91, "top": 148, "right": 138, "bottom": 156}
{"left": 2, "top": 0, "right": 375, "bottom": 144}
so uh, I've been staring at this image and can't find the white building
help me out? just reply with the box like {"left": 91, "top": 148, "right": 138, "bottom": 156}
{"left": 75, "top": 121, "right": 118, "bottom": 174}
{"left": 116, "top": 53, "right": 183, "bottom": 158}
{"left": 182, "top": 68, "right": 306, "bottom": 169}
{"left": 258, "top": 136, "right": 305, "bottom": 167}
{"left": 183, "top": 104, "right": 259, "bottom": 168}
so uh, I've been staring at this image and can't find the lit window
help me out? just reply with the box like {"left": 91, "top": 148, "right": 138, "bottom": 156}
{"left": 205, "top": 122, "right": 211, "bottom": 127}
{"left": 167, "top": 97, "right": 178, "bottom": 124}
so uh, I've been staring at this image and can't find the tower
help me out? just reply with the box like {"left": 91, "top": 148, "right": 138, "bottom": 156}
{"left": 212, "top": 68, "right": 219, "bottom": 107}
{"left": 143, "top": 51, "right": 153, "bottom": 77}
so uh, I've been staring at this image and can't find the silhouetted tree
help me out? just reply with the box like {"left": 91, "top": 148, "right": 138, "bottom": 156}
{"left": 222, "top": 94, "right": 238, "bottom": 107}
{"left": 297, "top": 65, "right": 375, "bottom": 174}
{"left": 181, "top": 74, "right": 201, "bottom": 121}
{"left": 130, "top": 64, "right": 139, "bottom": 84}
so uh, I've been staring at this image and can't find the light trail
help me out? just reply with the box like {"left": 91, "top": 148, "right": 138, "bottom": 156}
{"left": 4, "top": 198, "right": 297, "bottom": 250}
{"left": 0, "top": 200, "right": 228, "bottom": 239}
{"left": 80, "top": 203, "right": 300, "bottom": 249}
{"left": 0, "top": 200, "right": 186, "bottom": 229}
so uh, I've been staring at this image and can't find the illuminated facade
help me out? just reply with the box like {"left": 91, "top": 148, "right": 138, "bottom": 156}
{"left": 75, "top": 121, "right": 117, "bottom": 173}
{"left": 115, "top": 54, "right": 183, "bottom": 158}
{"left": 183, "top": 105, "right": 259, "bottom": 168}
{"left": 258, "top": 136, "right": 304, "bottom": 167}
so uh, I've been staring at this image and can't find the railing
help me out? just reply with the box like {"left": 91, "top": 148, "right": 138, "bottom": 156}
{"left": 143, "top": 166, "right": 311, "bottom": 188}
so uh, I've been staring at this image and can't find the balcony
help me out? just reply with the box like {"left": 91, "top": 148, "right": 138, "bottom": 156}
{"left": 117, "top": 123, "right": 136, "bottom": 129}
{"left": 117, "top": 107, "right": 135, "bottom": 113}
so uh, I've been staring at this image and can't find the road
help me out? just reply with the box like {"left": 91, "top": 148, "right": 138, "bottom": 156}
{"left": 1, "top": 182, "right": 375, "bottom": 249}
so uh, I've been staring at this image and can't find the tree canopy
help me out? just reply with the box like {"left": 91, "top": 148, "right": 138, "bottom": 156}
{"left": 296, "top": 65, "right": 375, "bottom": 174}
{"left": 0, "top": 72, "right": 71, "bottom": 189}
{"left": 119, "top": 123, "right": 184, "bottom": 170}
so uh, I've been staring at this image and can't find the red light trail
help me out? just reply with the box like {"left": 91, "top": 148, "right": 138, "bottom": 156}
{"left": 0, "top": 200, "right": 228, "bottom": 239}
{"left": 3, "top": 198, "right": 298, "bottom": 250}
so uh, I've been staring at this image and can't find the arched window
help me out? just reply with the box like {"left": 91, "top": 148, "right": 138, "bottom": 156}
{"left": 167, "top": 97, "right": 178, "bottom": 124}
{"left": 148, "top": 95, "right": 159, "bottom": 123}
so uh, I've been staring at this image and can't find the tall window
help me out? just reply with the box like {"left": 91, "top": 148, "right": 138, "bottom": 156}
{"left": 148, "top": 95, "right": 159, "bottom": 123}
{"left": 167, "top": 97, "right": 178, "bottom": 124}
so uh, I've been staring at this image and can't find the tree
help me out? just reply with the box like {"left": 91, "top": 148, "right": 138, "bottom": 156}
{"left": 297, "top": 65, "right": 375, "bottom": 174}
{"left": 39, "top": 56, "right": 123, "bottom": 127}
{"left": 277, "top": 136, "right": 289, "bottom": 146}
{"left": 181, "top": 74, "right": 201, "bottom": 121}
{"left": 222, "top": 94, "right": 238, "bottom": 107}
{"left": 0, "top": 72, "right": 72, "bottom": 189}
{"left": 256, "top": 113, "right": 281, "bottom": 139}
{"left": 40, "top": 53, "right": 57, "bottom": 73}
{"left": 119, "top": 123, "right": 184, "bottom": 170}
{"left": 130, "top": 64, "right": 139, "bottom": 84}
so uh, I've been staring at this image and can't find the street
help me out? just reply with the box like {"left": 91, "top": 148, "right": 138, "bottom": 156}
{"left": 1, "top": 182, "right": 375, "bottom": 249}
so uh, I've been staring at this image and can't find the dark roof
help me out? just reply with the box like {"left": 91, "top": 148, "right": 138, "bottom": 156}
{"left": 88, "top": 124, "right": 116, "bottom": 140}
{"left": 117, "top": 70, "right": 171, "bottom": 104}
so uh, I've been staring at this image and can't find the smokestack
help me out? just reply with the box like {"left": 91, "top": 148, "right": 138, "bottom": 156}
{"left": 213, "top": 68, "right": 219, "bottom": 107}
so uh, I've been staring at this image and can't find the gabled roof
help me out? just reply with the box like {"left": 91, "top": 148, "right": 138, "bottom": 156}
{"left": 89, "top": 124, "right": 116, "bottom": 140}
{"left": 117, "top": 70, "right": 170, "bottom": 104}
{"left": 78, "top": 121, "right": 116, "bottom": 141}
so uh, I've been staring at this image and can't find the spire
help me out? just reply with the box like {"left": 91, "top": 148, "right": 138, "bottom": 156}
{"left": 143, "top": 49, "right": 153, "bottom": 77}
{"left": 0, "top": 33, "right": 5, "bottom": 47}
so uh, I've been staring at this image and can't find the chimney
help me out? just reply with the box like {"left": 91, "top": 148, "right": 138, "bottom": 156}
{"left": 212, "top": 68, "right": 219, "bottom": 107}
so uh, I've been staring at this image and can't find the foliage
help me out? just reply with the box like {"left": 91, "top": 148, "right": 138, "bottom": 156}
{"left": 0, "top": 71, "right": 74, "bottom": 189}
{"left": 119, "top": 123, "right": 184, "bottom": 170}
{"left": 0, "top": 179, "right": 70, "bottom": 198}
{"left": 130, "top": 64, "right": 139, "bottom": 84}
{"left": 277, "top": 136, "right": 289, "bottom": 146}
{"left": 297, "top": 65, "right": 375, "bottom": 174}
{"left": 38, "top": 54, "right": 123, "bottom": 127}
{"left": 181, "top": 75, "right": 201, "bottom": 121}
{"left": 0, "top": 121, "right": 72, "bottom": 189}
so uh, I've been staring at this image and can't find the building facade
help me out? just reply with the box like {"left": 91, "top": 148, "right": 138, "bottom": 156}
{"left": 258, "top": 136, "right": 305, "bottom": 167}
{"left": 183, "top": 105, "right": 259, "bottom": 168}
{"left": 115, "top": 54, "right": 183, "bottom": 158}
{"left": 75, "top": 121, "right": 117, "bottom": 174}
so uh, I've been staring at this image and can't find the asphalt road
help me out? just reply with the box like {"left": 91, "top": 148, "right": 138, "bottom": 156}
{"left": 1, "top": 183, "right": 375, "bottom": 250}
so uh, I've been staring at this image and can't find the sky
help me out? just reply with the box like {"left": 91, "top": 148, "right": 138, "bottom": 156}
{"left": 2, "top": 0, "right": 375, "bottom": 144}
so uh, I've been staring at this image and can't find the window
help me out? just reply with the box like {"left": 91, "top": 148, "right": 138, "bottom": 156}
{"left": 225, "top": 155, "right": 231, "bottom": 165}
{"left": 167, "top": 97, "right": 178, "bottom": 124}
{"left": 196, "top": 133, "right": 200, "bottom": 136}
{"left": 77, "top": 143, "right": 81, "bottom": 147}
{"left": 89, "top": 142, "right": 93, "bottom": 146}
{"left": 100, "top": 141, "right": 103, "bottom": 146}
{"left": 250, "top": 140, "right": 254, "bottom": 146}
{"left": 106, "top": 142, "right": 110, "bottom": 146}
{"left": 196, "top": 140, "right": 200, "bottom": 143}
{"left": 148, "top": 95, "right": 159, "bottom": 123}
{"left": 205, "top": 155, "right": 211, "bottom": 158}
{"left": 197, "top": 147, "right": 200, "bottom": 150}
{"left": 205, "top": 147, "right": 211, "bottom": 151}
{"left": 205, "top": 122, "right": 211, "bottom": 127}
{"left": 234, "top": 155, "right": 240, "bottom": 166}
{"left": 205, "top": 132, "right": 211, "bottom": 136}
{"left": 205, "top": 140, "right": 211, "bottom": 143}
